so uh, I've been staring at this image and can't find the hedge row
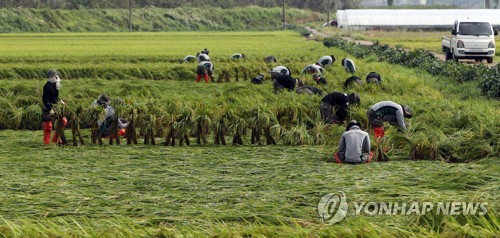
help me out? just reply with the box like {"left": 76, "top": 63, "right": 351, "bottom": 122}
{"left": 323, "top": 37, "right": 500, "bottom": 99}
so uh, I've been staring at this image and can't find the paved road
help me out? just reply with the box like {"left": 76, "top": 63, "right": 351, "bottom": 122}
{"left": 306, "top": 26, "right": 493, "bottom": 66}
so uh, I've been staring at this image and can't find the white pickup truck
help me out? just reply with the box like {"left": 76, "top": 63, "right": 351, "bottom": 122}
{"left": 442, "top": 20, "right": 497, "bottom": 63}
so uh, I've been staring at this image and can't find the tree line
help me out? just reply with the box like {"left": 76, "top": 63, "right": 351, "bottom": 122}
{"left": 0, "top": 0, "right": 346, "bottom": 12}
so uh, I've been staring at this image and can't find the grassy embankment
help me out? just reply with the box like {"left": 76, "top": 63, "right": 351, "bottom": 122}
{"left": 0, "top": 7, "right": 321, "bottom": 33}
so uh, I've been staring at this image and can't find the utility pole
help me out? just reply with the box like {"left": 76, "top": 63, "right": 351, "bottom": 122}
{"left": 327, "top": 0, "right": 331, "bottom": 27}
{"left": 129, "top": 0, "right": 133, "bottom": 32}
{"left": 282, "top": 0, "right": 286, "bottom": 30}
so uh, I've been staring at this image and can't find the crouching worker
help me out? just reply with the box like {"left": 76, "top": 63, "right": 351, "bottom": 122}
{"left": 92, "top": 95, "right": 128, "bottom": 138}
{"left": 196, "top": 61, "right": 214, "bottom": 83}
{"left": 319, "top": 92, "right": 360, "bottom": 124}
{"left": 273, "top": 74, "right": 302, "bottom": 94}
{"left": 367, "top": 101, "right": 412, "bottom": 140}
{"left": 251, "top": 73, "right": 265, "bottom": 84}
{"left": 335, "top": 120, "right": 372, "bottom": 164}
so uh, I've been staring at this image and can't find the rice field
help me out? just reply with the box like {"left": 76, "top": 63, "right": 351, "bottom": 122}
{"left": 0, "top": 31, "right": 498, "bottom": 237}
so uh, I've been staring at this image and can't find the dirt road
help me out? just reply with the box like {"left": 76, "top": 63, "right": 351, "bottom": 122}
{"left": 305, "top": 26, "right": 492, "bottom": 66}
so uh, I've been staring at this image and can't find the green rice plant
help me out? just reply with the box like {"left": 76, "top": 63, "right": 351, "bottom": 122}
{"left": 281, "top": 124, "right": 313, "bottom": 146}
{"left": 308, "top": 115, "right": 330, "bottom": 145}
{"left": 19, "top": 104, "right": 42, "bottom": 130}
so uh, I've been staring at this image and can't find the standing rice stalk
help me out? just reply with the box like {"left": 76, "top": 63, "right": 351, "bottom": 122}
{"left": 67, "top": 104, "right": 85, "bottom": 146}
{"left": 126, "top": 106, "right": 138, "bottom": 145}
{"left": 53, "top": 104, "right": 67, "bottom": 146}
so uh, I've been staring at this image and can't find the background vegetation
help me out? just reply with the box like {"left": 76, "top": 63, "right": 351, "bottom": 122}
{"left": 0, "top": 7, "right": 321, "bottom": 33}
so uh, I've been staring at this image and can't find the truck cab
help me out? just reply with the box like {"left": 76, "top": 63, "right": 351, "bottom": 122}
{"left": 442, "top": 20, "right": 497, "bottom": 63}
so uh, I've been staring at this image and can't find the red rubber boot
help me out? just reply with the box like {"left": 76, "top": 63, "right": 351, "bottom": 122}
{"left": 43, "top": 121, "right": 52, "bottom": 145}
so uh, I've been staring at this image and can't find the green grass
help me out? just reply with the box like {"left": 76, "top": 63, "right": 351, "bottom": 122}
{"left": 0, "top": 130, "right": 498, "bottom": 237}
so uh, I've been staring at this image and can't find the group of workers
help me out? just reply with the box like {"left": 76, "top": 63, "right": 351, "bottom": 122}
{"left": 42, "top": 51, "right": 412, "bottom": 166}
{"left": 264, "top": 54, "right": 412, "bottom": 164}
{"left": 41, "top": 69, "right": 128, "bottom": 144}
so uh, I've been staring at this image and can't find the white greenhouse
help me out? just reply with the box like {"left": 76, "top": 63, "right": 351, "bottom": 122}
{"left": 336, "top": 9, "right": 500, "bottom": 30}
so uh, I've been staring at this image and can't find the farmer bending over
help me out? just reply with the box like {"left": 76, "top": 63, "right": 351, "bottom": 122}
{"left": 92, "top": 95, "right": 128, "bottom": 138}
{"left": 316, "top": 55, "right": 336, "bottom": 67}
{"left": 273, "top": 75, "right": 302, "bottom": 94}
{"left": 301, "top": 64, "right": 324, "bottom": 75}
{"left": 367, "top": 101, "right": 412, "bottom": 140}
{"left": 196, "top": 61, "right": 214, "bottom": 83}
{"left": 319, "top": 92, "right": 360, "bottom": 124}
{"left": 366, "top": 72, "right": 382, "bottom": 84}
{"left": 270, "top": 65, "right": 291, "bottom": 79}
{"left": 230, "top": 53, "right": 245, "bottom": 59}
{"left": 341, "top": 58, "right": 356, "bottom": 74}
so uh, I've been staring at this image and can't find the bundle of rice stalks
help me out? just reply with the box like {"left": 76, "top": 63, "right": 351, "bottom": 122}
{"left": 52, "top": 104, "right": 67, "bottom": 146}
{"left": 191, "top": 102, "right": 212, "bottom": 145}
{"left": 125, "top": 105, "right": 138, "bottom": 145}
{"left": 143, "top": 114, "right": 156, "bottom": 145}
{"left": 174, "top": 107, "right": 193, "bottom": 146}
{"left": 87, "top": 104, "right": 105, "bottom": 145}
{"left": 109, "top": 104, "right": 127, "bottom": 145}
{"left": 229, "top": 114, "right": 247, "bottom": 145}
{"left": 213, "top": 111, "right": 231, "bottom": 145}
{"left": 65, "top": 103, "right": 85, "bottom": 146}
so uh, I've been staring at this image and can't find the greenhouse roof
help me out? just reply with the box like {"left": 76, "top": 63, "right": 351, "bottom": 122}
{"left": 336, "top": 9, "right": 500, "bottom": 29}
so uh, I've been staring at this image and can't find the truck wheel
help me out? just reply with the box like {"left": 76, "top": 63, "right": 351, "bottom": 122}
{"left": 445, "top": 50, "right": 452, "bottom": 61}
{"left": 487, "top": 57, "right": 493, "bottom": 64}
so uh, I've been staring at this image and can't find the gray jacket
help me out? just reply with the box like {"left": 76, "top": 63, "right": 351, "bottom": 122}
{"left": 369, "top": 101, "right": 406, "bottom": 130}
{"left": 338, "top": 126, "right": 370, "bottom": 163}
